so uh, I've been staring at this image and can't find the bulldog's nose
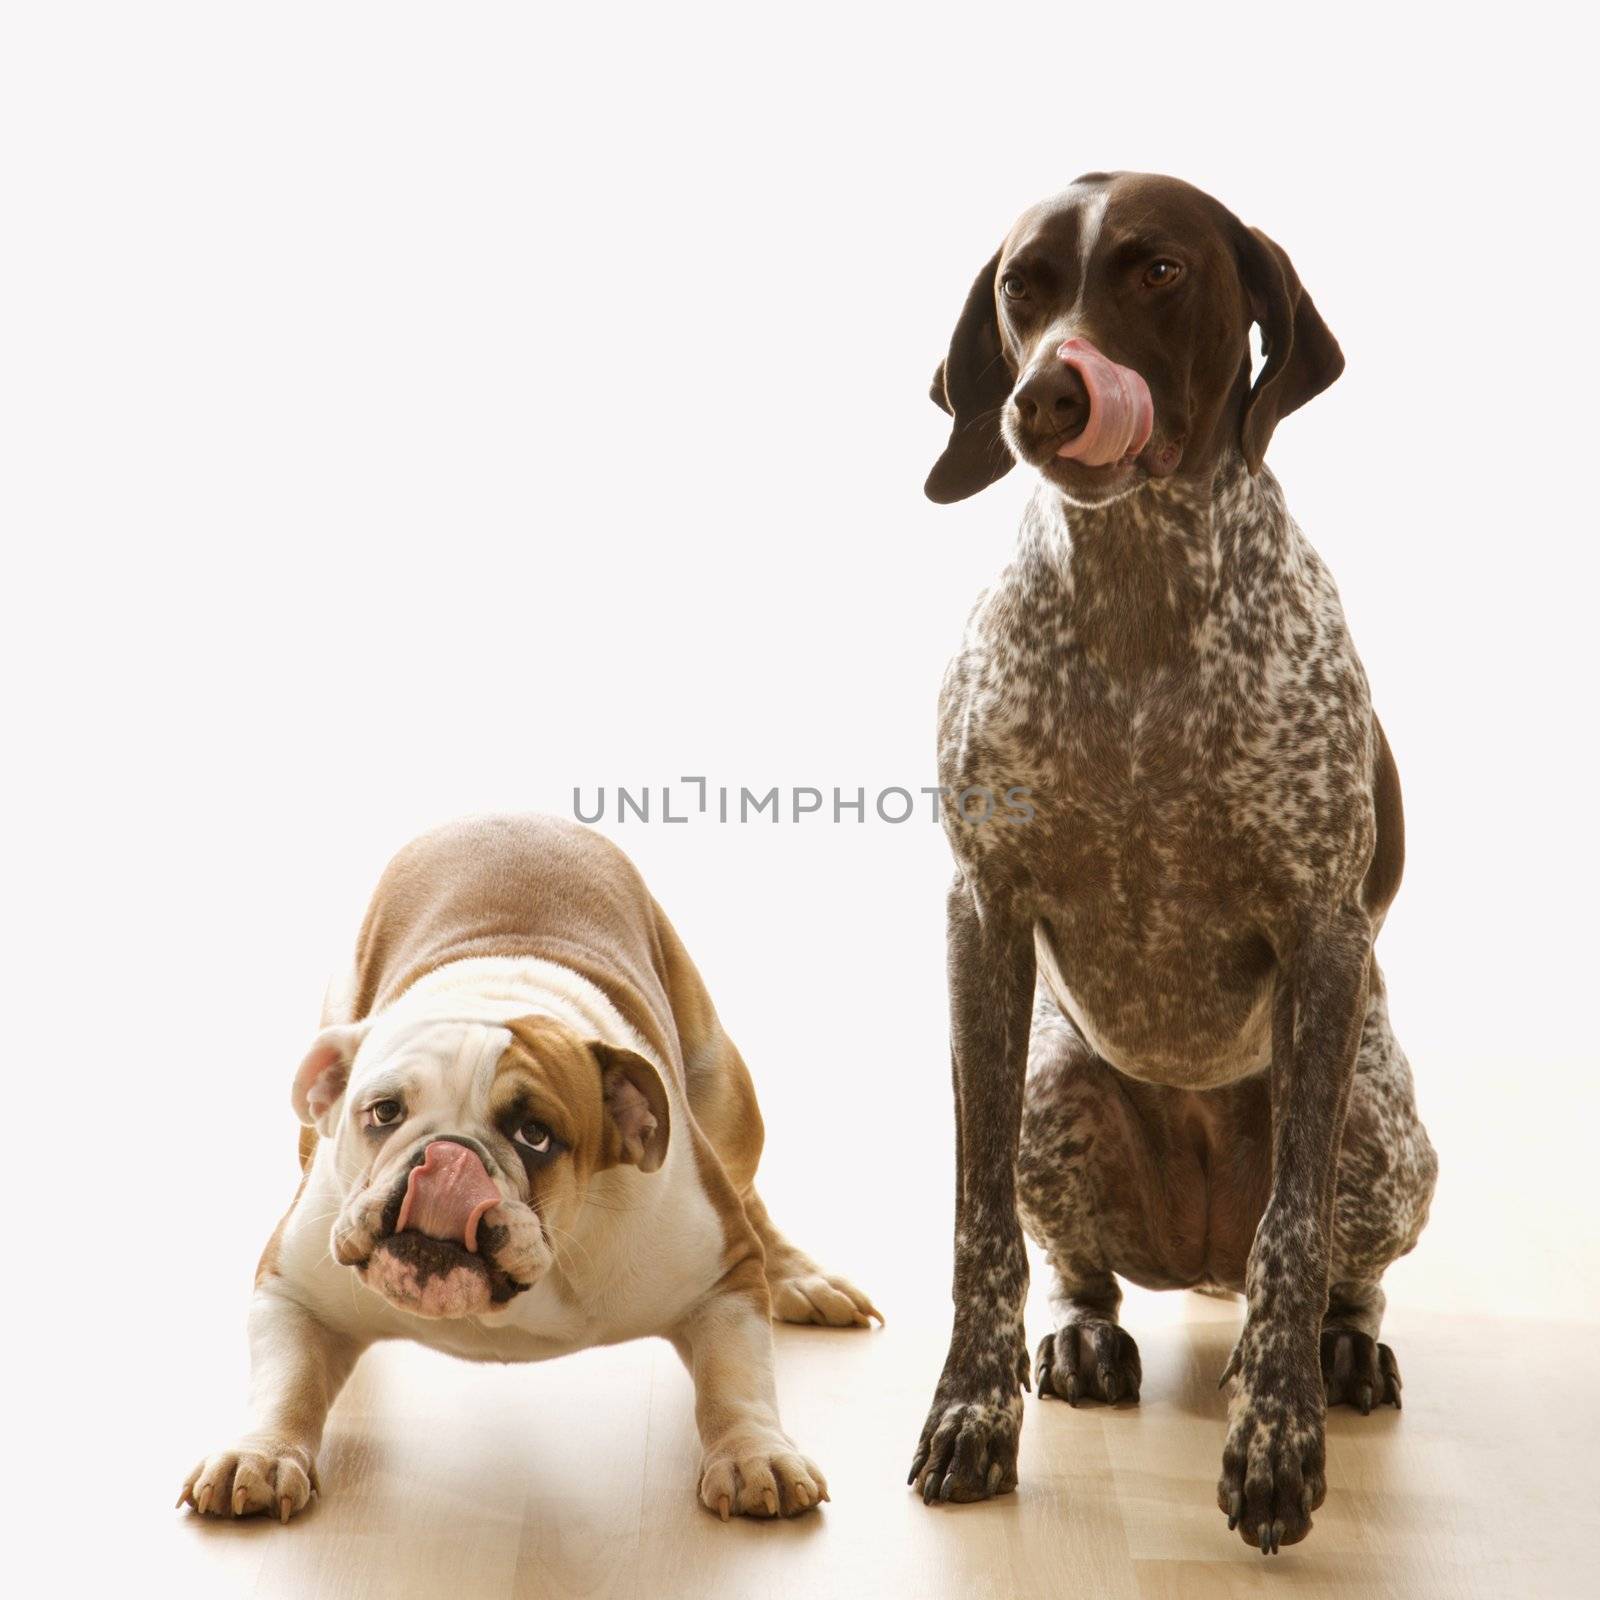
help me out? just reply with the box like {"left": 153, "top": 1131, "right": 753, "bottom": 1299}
{"left": 1012, "top": 358, "right": 1091, "bottom": 441}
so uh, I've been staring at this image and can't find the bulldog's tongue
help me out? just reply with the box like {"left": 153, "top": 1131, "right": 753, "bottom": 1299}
{"left": 394, "top": 1141, "right": 500, "bottom": 1253}
{"left": 1054, "top": 338, "right": 1155, "bottom": 467}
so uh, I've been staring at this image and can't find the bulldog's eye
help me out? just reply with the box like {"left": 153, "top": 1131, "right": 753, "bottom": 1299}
{"left": 1000, "top": 272, "right": 1028, "bottom": 300}
{"left": 514, "top": 1121, "right": 553, "bottom": 1155}
{"left": 1143, "top": 258, "right": 1184, "bottom": 288}
{"left": 368, "top": 1099, "right": 403, "bottom": 1128}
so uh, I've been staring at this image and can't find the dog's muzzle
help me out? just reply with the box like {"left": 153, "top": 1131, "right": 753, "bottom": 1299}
{"left": 1047, "top": 339, "right": 1155, "bottom": 467}
{"left": 359, "top": 1138, "right": 528, "bottom": 1319}
{"left": 394, "top": 1139, "right": 501, "bottom": 1250}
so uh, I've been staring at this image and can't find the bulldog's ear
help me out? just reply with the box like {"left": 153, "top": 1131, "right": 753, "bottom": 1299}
{"left": 1235, "top": 225, "right": 1344, "bottom": 474}
{"left": 925, "top": 248, "right": 1016, "bottom": 504}
{"left": 291, "top": 1023, "right": 368, "bottom": 1133}
{"left": 594, "top": 1043, "right": 670, "bottom": 1173}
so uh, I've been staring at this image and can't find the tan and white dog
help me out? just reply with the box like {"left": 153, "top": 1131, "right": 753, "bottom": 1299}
{"left": 180, "top": 814, "right": 877, "bottom": 1524}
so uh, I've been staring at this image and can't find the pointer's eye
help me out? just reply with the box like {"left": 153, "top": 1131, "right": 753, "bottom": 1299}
{"left": 1143, "top": 258, "right": 1184, "bottom": 288}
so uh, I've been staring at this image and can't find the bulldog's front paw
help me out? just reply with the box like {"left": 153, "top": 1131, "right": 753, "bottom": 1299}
{"left": 698, "top": 1433, "right": 827, "bottom": 1520}
{"left": 178, "top": 1438, "right": 318, "bottom": 1524}
{"left": 1217, "top": 1383, "right": 1326, "bottom": 1554}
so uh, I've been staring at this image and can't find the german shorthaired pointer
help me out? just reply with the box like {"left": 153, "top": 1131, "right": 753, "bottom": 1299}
{"left": 907, "top": 173, "right": 1437, "bottom": 1554}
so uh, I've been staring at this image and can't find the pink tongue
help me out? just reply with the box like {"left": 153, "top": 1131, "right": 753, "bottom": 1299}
{"left": 1053, "top": 338, "right": 1154, "bottom": 467}
{"left": 394, "top": 1142, "right": 501, "bottom": 1253}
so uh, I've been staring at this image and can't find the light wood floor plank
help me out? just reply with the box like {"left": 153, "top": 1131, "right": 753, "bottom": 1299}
{"left": 157, "top": 1275, "right": 1597, "bottom": 1599}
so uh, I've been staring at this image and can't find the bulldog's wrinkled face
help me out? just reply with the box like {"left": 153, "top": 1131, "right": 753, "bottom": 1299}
{"left": 292, "top": 1011, "right": 670, "bottom": 1319}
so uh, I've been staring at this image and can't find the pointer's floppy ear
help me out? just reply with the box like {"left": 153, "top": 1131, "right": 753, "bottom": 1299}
{"left": 925, "top": 249, "right": 1016, "bottom": 503}
{"left": 1234, "top": 225, "right": 1344, "bottom": 473}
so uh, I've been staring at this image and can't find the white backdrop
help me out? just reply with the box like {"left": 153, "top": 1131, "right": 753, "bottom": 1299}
{"left": 4, "top": 0, "right": 1595, "bottom": 1578}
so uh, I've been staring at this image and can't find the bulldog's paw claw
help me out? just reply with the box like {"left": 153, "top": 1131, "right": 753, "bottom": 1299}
{"left": 1036, "top": 1320, "right": 1142, "bottom": 1406}
{"left": 699, "top": 1436, "right": 826, "bottom": 1520}
{"left": 769, "top": 1269, "right": 883, "bottom": 1329}
{"left": 909, "top": 1393, "right": 1022, "bottom": 1505}
{"left": 180, "top": 1442, "right": 315, "bottom": 1523}
{"left": 1321, "top": 1326, "right": 1402, "bottom": 1412}
{"left": 1217, "top": 1391, "right": 1326, "bottom": 1554}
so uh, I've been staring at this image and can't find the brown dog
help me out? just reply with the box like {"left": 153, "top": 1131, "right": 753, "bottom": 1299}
{"left": 909, "top": 173, "right": 1436, "bottom": 1554}
{"left": 180, "top": 815, "right": 877, "bottom": 1525}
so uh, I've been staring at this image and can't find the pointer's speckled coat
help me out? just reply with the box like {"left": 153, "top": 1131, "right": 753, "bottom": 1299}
{"left": 909, "top": 172, "right": 1436, "bottom": 1554}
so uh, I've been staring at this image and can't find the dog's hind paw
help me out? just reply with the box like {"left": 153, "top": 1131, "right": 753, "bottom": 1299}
{"left": 1036, "top": 1319, "right": 1142, "bottom": 1405}
{"left": 1321, "top": 1326, "right": 1402, "bottom": 1413}
{"left": 769, "top": 1269, "right": 882, "bottom": 1328}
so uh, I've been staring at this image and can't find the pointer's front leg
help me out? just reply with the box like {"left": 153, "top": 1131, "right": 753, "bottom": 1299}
{"left": 1219, "top": 909, "right": 1372, "bottom": 1554}
{"left": 910, "top": 877, "right": 1035, "bottom": 1504}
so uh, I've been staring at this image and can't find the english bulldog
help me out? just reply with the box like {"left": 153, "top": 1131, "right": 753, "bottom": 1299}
{"left": 180, "top": 814, "right": 877, "bottom": 1524}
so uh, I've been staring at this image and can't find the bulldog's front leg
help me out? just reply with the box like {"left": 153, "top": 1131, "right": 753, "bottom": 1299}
{"left": 1219, "top": 908, "right": 1372, "bottom": 1554}
{"left": 910, "top": 877, "right": 1035, "bottom": 1504}
{"left": 180, "top": 1284, "right": 365, "bottom": 1523}
{"left": 672, "top": 1267, "right": 827, "bottom": 1520}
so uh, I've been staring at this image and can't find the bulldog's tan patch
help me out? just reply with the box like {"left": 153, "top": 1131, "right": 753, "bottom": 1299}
{"left": 496, "top": 1017, "right": 609, "bottom": 1173}
{"left": 651, "top": 910, "right": 765, "bottom": 1190}
{"left": 498, "top": 1017, "right": 764, "bottom": 1305}
{"left": 497, "top": 1014, "right": 673, "bottom": 1180}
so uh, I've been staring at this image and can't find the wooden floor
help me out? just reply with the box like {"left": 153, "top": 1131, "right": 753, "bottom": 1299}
{"left": 159, "top": 1276, "right": 1596, "bottom": 1599}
